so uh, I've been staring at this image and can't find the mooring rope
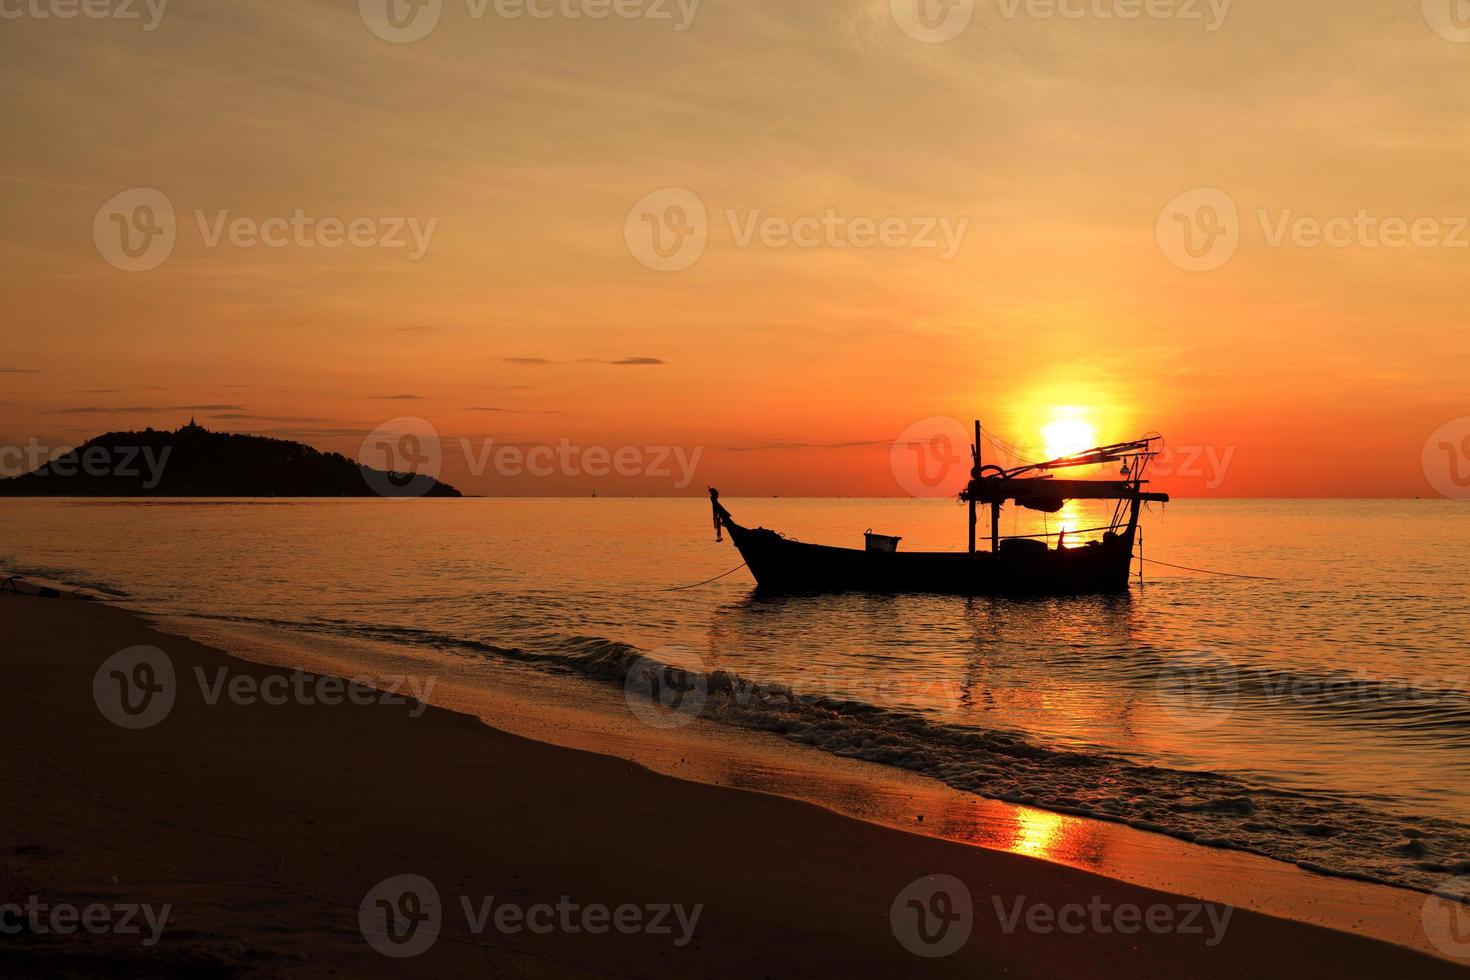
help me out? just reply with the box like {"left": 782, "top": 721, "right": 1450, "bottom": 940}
{"left": 653, "top": 563, "right": 749, "bottom": 593}
{"left": 1139, "top": 557, "right": 1277, "bottom": 581}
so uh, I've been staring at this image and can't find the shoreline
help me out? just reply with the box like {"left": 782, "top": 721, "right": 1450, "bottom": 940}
{"left": 152, "top": 607, "right": 1470, "bottom": 962}
{"left": 4, "top": 591, "right": 1467, "bottom": 975}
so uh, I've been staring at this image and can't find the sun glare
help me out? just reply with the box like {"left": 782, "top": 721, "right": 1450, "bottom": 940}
{"left": 1041, "top": 410, "right": 1098, "bottom": 460}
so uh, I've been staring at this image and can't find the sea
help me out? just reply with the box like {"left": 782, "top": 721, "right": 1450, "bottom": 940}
{"left": 5, "top": 497, "right": 1469, "bottom": 895}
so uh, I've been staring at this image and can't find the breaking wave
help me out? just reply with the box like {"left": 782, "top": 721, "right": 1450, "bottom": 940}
{"left": 174, "top": 610, "right": 1470, "bottom": 895}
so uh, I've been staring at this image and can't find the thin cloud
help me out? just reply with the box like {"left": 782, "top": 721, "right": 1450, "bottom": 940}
{"left": 212, "top": 413, "right": 338, "bottom": 424}
{"left": 720, "top": 439, "right": 889, "bottom": 453}
{"left": 464, "top": 407, "right": 565, "bottom": 415}
{"left": 503, "top": 357, "right": 666, "bottom": 367}
{"left": 249, "top": 426, "right": 369, "bottom": 439}
{"left": 395, "top": 326, "right": 438, "bottom": 334}
{"left": 42, "top": 404, "right": 248, "bottom": 415}
{"left": 0, "top": 368, "right": 39, "bottom": 374}
{"left": 371, "top": 394, "right": 425, "bottom": 401}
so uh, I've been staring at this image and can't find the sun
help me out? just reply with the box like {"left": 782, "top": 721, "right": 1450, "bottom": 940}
{"left": 1041, "top": 410, "right": 1098, "bottom": 459}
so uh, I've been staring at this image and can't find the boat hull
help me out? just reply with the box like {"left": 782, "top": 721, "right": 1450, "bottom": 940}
{"left": 725, "top": 523, "right": 1137, "bottom": 596}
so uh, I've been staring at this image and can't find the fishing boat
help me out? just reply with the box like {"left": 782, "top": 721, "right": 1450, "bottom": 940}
{"left": 708, "top": 423, "right": 1168, "bottom": 596}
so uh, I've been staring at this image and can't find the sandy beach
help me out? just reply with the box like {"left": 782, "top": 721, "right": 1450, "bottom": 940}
{"left": 2, "top": 593, "right": 1465, "bottom": 978}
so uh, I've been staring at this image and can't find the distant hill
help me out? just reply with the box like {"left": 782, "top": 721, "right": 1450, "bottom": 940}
{"left": 0, "top": 423, "right": 461, "bottom": 498}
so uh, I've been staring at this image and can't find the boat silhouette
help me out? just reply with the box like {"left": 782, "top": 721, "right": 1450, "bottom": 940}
{"left": 709, "top": 422, "right": 1168, "bottom": 596}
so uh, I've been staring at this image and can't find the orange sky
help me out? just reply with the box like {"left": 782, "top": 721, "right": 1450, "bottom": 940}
{"left": 2, "top": 1, "right": 1468, "bottom": 496}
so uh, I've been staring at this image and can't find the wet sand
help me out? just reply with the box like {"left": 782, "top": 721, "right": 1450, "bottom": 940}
{"left": 3, "top": 594, "right": 1466, "bottom": 977}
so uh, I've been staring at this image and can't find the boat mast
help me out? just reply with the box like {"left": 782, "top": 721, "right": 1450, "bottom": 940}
{"left": 968, "top": 421, "right": 980, "bottom": 554}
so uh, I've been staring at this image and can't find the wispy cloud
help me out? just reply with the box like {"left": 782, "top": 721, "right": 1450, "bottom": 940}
{"left": 464, "top": 407, "right": 565, "bottom": 415}
{"left": 42, "top": 404, "right": 247, "bottom": 415}
{"left": 720, "top": 439, "right": 889, "bottom": 453}
{"left": 212, "top": 413, "right": 337, "bottom": 424}
{"left": 371, "top": 394, "right": 425, "bottom": 401}
{"left": 503, "top": 357, "right": 666, "bottom": 367}
{"left": 0, "top": 368, "right": 39, "bottom": 374}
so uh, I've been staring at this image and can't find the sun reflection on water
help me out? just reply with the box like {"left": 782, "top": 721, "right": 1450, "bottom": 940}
{"left": 1010, "top": 808, "right": 1066, "bottom": 859}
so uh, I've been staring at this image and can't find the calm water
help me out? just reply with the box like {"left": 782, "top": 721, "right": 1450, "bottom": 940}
{"left": 6, "top": 497, "right": 1470, "bottom": 892}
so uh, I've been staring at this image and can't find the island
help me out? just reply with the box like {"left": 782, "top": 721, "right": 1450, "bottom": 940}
{"left": 0, "top": 420, "right": 462, "bottom": 498}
